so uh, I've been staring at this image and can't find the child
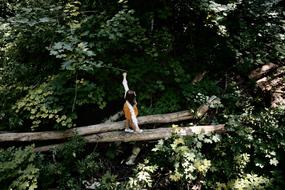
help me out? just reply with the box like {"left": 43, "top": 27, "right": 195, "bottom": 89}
{"left": 122, "top": 72, "right": 143, "bottom": 133}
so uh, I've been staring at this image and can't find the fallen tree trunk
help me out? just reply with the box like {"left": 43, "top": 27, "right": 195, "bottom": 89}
{"left": 85, "top": 124, "right": 225, "bottom": 143}
{"left": 34, "top": 124, "right": 225, "bottom": 152}
{"left": 0, "top": 96, "right": 219, "bottom": 142}
{"left": 192, "top": 71, "right": 207, "bottom": 84}
{"left": 249, "top": 63, "right": 277, "bottom": 80}
{"left": 250, "top": 65, "right": 285, "bottom": 108}
{"left": 0, "top": 111, "right": 192, "bottom": 142}
{"left": 103, "top": 111, "right": 123, "bottom": 123}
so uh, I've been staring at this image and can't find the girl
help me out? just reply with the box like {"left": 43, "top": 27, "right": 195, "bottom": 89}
{"left": 122, "top": 73, "right": 143, "bottom": 133}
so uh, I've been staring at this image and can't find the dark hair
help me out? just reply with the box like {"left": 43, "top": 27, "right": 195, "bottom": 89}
{"left": 125, "top": 90, "right": 137, "bottom": 106}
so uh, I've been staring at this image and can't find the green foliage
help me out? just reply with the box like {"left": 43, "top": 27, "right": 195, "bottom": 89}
{"left": 64, "top": 0, "right": 82, "bottom": 28}
{"left": 2, "top": 0, "right": 282, "bottom": 131}
{"left": 152, "top": 127, "right": 213, "bottom": 184}
{"left": 50, "top": 40, "right": 99, "bottom": 71}
{"left": 205, "top": 107, "right": 285, "bottom": 189}
{"left": 0, "top": 2, "right": 62, "bottom": 85}
{"left": 126, "top": 159, "right": 158, "bottom": 190}
{"left": 216, "top": 174, "right": 271, "bottom": 190}
{"left": 96, "top": 9, "right": 147, "bottom": 47}
{"left": 12, "top": 74, "right": 105, "bottom": 130}
{"left": 127, "top": 110, "right": 285, "bottom": 189}
{"left": 99, "top": 171, "right": 119, "bottom": 190}
{"left": 141, "top": 90, "right": 181, "bottom": 115}
{"left": 126, "top": 125, "right": 220, "bottom": 189}
{"left": 38, "top": 136, "right": 103, "bottom": 189}
{"left": 230, "top": 0, "right": 284, "bottom": 72}
{"left": 0, "top": 84, "right": 28, "bottom": 129}
{"left": 183, "top": 80, "right": 222, "bottom": 109}
{"left": 203, "top": 0, "right": 241, "bottom": 37}
{"left": 0, "top": 0, "right": 284, "bottom": 188}
{"left": 0, "top": 146, "right": 39, "bottom": 190}
{"left": 126, "top": 160, "right": 158, "bottom": 189}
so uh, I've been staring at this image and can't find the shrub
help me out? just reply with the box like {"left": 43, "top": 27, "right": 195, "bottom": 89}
{"left": 0, "top": 145, "right": 39, "bottom": 190}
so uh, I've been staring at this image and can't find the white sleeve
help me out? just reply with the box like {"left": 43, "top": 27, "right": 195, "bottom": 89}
{"left": 122, "top": 73, "right": 129, "bottom": 98}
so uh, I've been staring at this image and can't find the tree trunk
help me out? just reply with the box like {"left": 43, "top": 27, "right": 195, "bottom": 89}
{"left": 0, "top": 111, "right": 192, "bottom": 142}
{"left": 84, "top": 124, "right": 225, "bottom": 143}
{"left": 34, "top": 124, "right": 225, "bottom": 152}
{"left": 0, "top": 96, "right": 219, "bottom": 142}
{"left": 250, "top": 65, "right": 285, "bottom": 108}
{"left": 249, "top": 63, "right": 277, "bottom": 80}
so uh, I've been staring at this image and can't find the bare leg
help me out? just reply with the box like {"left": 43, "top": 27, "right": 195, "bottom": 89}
{"left": 129, "top": 120, "right": 142, "bottom": 133}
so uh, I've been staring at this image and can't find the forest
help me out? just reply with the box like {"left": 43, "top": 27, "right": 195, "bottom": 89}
{"left": 0, "top": 0, "right": 284, "bottom": 189}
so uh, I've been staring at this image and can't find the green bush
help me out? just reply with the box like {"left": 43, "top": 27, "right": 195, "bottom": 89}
{"left": 0, "top": 0, "right": 284, "bottom": 189}
{"left": 38, "top": 136, "right": 103, "bottom": 189}
{"left": 126, "top": 125, "right": 220, "bottom": 189}
{"left": 205, "top": 107, "right": 285, "bottom": 189}
{"left": 0, "top": 146, "right": 39, "bottom": 190}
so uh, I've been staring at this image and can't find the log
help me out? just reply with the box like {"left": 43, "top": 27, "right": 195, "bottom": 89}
{"left": 0, "top": 111, "right": 192, "bottom": 142}
{"left": 34, "top": 144, "right": 61, "bottom": 152}
{"left": 249, "top": 63, "right": 277, "bottom": 80}
{"left": 85, "top": 124, "right": 225, "bottom": 143}
{"left": 192, "top": 71, "right": 207, "bottom": 84}
{"left": 34, "top": 124, "right": 225, "bottom": 152}
{"left": 0, "top": 96, "right": 219, "bottom": 142}
{"left": 252, "top": 66, "right": 285, "bottom": 108}
{"left": 103, "top": 111, "right": 123, "bottom": 123}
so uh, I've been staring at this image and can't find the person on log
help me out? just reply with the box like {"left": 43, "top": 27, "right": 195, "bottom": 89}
{"left": 122, "top": 72, "right": 143, "bottom": 133}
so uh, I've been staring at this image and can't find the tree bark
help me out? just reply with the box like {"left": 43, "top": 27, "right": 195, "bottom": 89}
{"left": 34, "top": 124, "right": 225, "bottom": 152}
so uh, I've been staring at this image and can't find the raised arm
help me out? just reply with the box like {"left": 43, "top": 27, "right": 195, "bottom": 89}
{"left": 122, "top": 72, "right": 129, "bottom": 98}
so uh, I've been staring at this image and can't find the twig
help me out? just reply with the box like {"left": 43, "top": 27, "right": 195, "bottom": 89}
{"left": 72, "top": 72, "right": 78, "bottom": 112}
{"left": 101, "top": 65, "right": 127, "bottom": 72}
